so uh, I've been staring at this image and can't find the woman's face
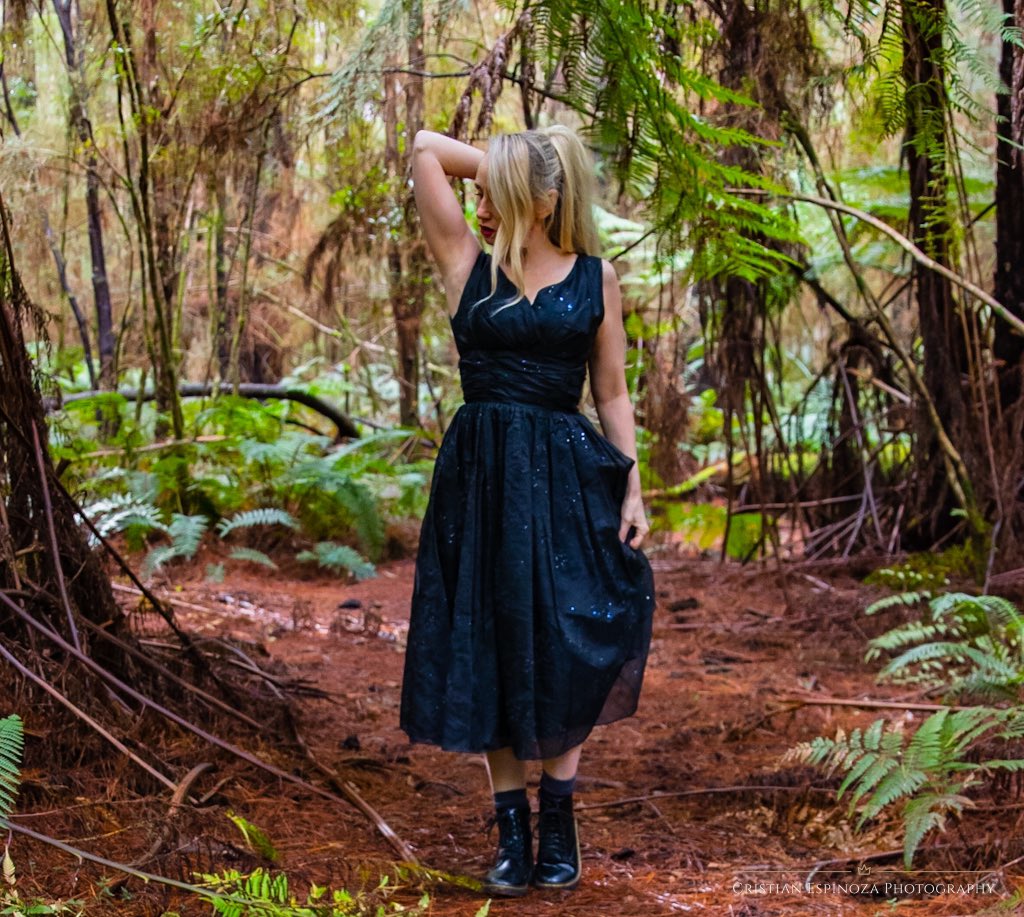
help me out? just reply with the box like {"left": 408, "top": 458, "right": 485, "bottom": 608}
{"left": 474, "top": 156, "right": 497, "bottom": 246}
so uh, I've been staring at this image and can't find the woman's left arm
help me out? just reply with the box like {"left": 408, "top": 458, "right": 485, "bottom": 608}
{"left": 588, "top": 260, "right": 650, "bottom": 549}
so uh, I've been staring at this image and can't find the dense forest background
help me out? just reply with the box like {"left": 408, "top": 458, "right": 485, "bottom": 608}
{"left": 3, "top": 0, "right": 1024, "bottom": 913}
{"left": 2, "top": 0, "right": 1023, "bottom": 574}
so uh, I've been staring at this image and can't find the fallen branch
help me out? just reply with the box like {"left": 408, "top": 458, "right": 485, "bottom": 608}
{"left": 3, "top": 821, "right": 258, "bottom": 907}
{"left": 0, "top": 640, "right": 177, "bottom": 792}
{"left": 575, "top": 784, "right": 835, "bottom": 812}
{"left": 777, "top": 694, "right": 973, "bottom": 713}
{"left": 49, "top": 383, "right": 361, "bottom": 439}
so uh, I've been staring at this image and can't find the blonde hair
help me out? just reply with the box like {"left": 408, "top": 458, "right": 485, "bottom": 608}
{"left": 483, "top": 124, "right": 599, "bottom": 305}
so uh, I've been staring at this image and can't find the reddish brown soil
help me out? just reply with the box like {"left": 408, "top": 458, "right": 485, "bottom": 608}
{"left": 10, "top": 556, "right": 1024, "bottom": 915}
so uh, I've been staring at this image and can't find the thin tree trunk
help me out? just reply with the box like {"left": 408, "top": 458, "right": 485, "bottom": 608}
{"left": 384, "top": 0, "right": 428, "bottom": 428}
{"left": 994, "top": 0, "right": 1024, "bottom": 392}
{"left": 901, "top": 0, "right": 969, "bottom": 543}
{"left": 104, "top": 0, "right": 184, "bottom": 442}
{"left": 52, "top": 0, "right": 115, "bottom": 387}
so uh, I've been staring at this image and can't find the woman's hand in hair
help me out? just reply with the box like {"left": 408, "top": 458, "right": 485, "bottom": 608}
{"left": 411, "top": 131, "right": 484, "bottom": 314}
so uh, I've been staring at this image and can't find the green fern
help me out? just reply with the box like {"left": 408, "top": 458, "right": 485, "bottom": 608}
{"left": 217, "top": 509, "right": 299, "bottom": 538}
{"left": 296, "top": 542, "right": 376, "bottom": 581}
{"left": 143, "top": 513, "right": 209, "bottom": 577}
{"left": 200, "top": 865, "right": 437, "bottom": 916}
{"left": 282, "top": 458, "right": 385, "bottom": 557}
{"left": 866, "top": 593, "right": 1024, "bottom": 698}
{"left": 227, "top": 548, "right": 278, "bottom": 570}
{"left": 787, "top": 707, "right": 1024, "bottom": 866}
{"left": 0, "top": 715, "right": 23, "bottom": 823}
{"left": 84, "top": 494, "right": 167, "bottom": 549}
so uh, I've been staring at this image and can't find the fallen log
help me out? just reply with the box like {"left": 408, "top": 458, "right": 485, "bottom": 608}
{"left": 47, "top": 382, "right": 361, "bottom": 439}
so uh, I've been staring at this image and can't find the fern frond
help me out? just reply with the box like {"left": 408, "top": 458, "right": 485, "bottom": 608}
{"left": 217, "top": 508, "right": 299, "bottom": 538}
{"left": 296, "top": 542, "right": 376, "bottom": 580}
{"left": 0, "top": 715, "right": 24, "bottom": 822}
{"left": 865, "top": 591, "right": 932, "bottom": 615}
{"left": 143, "top": 513, "right": 209, "bottom": 577}
{"left": 227, "top": 548, "right": 278, "bottom": 570}
{"left": 901, "top": 793, "right": 965, "bottom": 868}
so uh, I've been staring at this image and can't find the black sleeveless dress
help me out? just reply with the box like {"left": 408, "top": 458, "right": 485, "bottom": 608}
{"left": 400, "top": 251, "right": 655, "bottom": 760}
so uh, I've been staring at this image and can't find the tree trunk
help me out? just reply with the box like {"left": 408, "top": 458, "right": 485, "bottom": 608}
{"left": 104, "top": 0, "right": 185, "bottom": 443}
{"left": 994, "top": 0, "right": 1024, "bottom": 392}
{"left": 384, "top": 0, "right": 428, "bottom": 428}
{"left": 52, "top": 0, "right": 115, "bottom": 388}
{"left": 901, "top": 0, "right": 969, "bottom": 544}
{"left": 0, "top": 200, "right": 122, "bottom": 648}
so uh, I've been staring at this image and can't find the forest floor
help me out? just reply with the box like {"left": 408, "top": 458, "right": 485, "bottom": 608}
{"left": 11, "top": 554, "right": 1024, "bottom": 916}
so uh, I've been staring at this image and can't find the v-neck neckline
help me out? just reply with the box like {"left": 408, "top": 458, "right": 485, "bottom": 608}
{"left": 496, "top": 255, "right": 581, "bottom": 307}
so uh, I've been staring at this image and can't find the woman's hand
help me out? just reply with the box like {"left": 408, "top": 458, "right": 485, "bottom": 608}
{"left": 619, "top": 480, "right": 650, "bottom": 549}
{"left": 411, "top": 131, "right": 482, "bottom": 313}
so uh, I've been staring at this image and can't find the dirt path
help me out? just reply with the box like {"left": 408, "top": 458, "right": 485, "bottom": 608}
{"left": 14, "top": 556, "right": 1022, "bottom": 915}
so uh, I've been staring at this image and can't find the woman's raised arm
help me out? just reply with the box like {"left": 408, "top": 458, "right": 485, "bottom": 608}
{"left": 411, "top": 131, "right": 483, "bottom": 309}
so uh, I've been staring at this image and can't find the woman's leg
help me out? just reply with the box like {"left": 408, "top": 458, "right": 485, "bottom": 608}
{"left": 541, "top": 744, "right": 582, "bottom": 781}
{"left": 486, "top": 747, "right": 528, "bottom": 793}
{"left": 534, "top": 743, "right": 583, "bottom": 890}
{"left": 482, "top": 748, "right": 531, "bottom": 896}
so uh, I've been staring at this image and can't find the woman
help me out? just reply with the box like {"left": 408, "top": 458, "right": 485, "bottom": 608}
{"left": 399, "top": 125, "right": 655, "bottom": 896}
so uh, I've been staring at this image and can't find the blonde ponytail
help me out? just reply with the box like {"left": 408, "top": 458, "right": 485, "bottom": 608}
{"left": 480, "top": 125, "right": 599, "bottom": 307}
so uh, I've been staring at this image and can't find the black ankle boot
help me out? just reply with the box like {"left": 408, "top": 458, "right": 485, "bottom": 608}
{"left": 483, "top": 805, "right": 533, "bottom": 896}
{"left": 532, "top": 794, "right": 581, "bottom": 890}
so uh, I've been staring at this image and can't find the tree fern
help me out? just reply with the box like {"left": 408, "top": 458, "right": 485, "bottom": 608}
{"left": 0, "top": 715, "right": 23, "bottom": 823}
{"left": 217, "top": 509, "right": 299, "bottom": 538}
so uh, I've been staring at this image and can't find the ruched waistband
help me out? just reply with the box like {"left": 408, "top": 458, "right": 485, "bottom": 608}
{"left": 459, "top": 350, "right": 584, "bottom": 413}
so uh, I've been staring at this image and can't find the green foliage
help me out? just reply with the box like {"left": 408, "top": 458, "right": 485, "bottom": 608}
{"left": 228, "top": 549, "right": 279, "bottom": 570}
{"left": 297, "top": 543, "right": 376, "bottom": 581}
{"left": 788, "top": 707, "right": 1024, "bottom": 867}
{"left": 217, "top": 510, "right": 300, "bottom": 539}
{"left": 520, "top": 0, "right": 799, "bottom": 280}
{"left": 867, "top": 593, "right": 1024, "bottom": 699}
{"left": 226, "top": 812, "right": 280, "bottom": 864}
{"left": 200, "top": 867, "right": 436, "bottom": 917}
{"left": 57, "top": 390, "right": 433, "bottom": 580}
{"left": 656, "top": 502, "right": 765, "bottom": 561}
{"left": 142, "top": 514, "right": 210, "bottom": 578}
{"left": 0, "top": 716, "right": 23, "bottom": 823}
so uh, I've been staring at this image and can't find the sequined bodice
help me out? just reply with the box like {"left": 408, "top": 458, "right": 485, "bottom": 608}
{"left": 450, "top": 251, "right": 604, "bottom": 413}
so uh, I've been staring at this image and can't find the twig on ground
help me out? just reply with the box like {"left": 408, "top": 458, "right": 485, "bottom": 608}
{"left": 778, "top": 694, "right": 973, "bottom": 713}
{"left": 576, "top": 784, "right": 834, "bottom": 812}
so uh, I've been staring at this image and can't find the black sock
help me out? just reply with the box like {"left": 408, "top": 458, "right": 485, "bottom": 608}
{"left": 494, "top": 787, "right": 529, "bottom": 812}
{"left": 539, "top": 771, "right": 576, "bottom": 808}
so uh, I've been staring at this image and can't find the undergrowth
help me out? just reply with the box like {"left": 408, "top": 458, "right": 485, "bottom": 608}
{"left": 197, "top": 813, "right": 490, "bottom": 917}
{"left": 50, "top": 394, "right": 434, "bottom": 580}
{"left": 1, "top": 715, "right": 85, "bottom": 916}
{"left": 787, "top": 565, "right": 1024, "bottom": 867}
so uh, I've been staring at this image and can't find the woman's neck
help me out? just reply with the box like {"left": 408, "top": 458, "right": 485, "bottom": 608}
{"left": 519, "top": 223, "right": 571, "bottom": 267}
